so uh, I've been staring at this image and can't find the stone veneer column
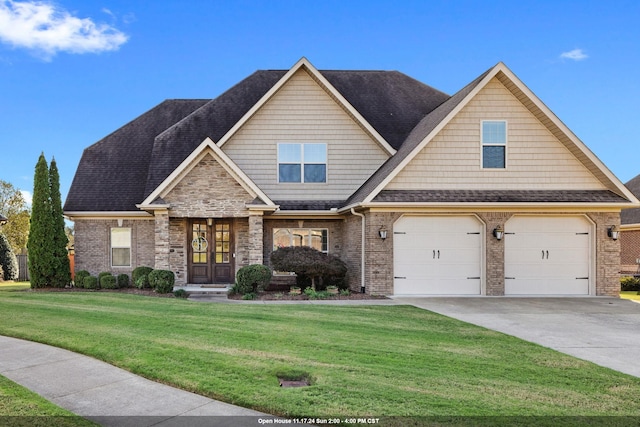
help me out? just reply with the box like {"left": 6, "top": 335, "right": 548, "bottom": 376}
{"left": 248, "top": 212, "right": 264, "bottom": 265}
{"left": 154, "top": 210, "right": 170, "bottom": 270}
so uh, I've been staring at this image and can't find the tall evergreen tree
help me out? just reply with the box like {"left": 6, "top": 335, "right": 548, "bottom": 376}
{"left": 49, "top": 158, "right": 71, "bottom": 287}
{"left": 27, "top": 153, "right": 54, "bottom": 288}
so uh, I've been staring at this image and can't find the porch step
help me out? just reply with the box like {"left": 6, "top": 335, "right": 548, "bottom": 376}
{"left": 174, "top": 284, "right": 231, "bottom": 295}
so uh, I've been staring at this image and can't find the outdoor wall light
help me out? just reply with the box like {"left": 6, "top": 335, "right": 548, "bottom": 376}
{"left": 378, "top": 225, "right": 388, "bottom": 240}
{"left": 608, "top": 225, "right": 620, "bottom": 241}
{"left": 0, "top": 214, "right": 7, "bottom": 226}
{"left": 207, "top": 218, "right": 213, "bottom": 227}
{"left": 493, "top": 225, "right": 504, "bottom": 241}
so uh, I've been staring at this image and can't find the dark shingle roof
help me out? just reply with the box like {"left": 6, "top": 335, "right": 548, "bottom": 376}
{"left": 622, "top": 174, "right": 640, "bottom": 224}
{"left": 373, "top": 190, "right": 630, "bottom": 204}
{"left": 64, "top": 100, "right": 209, "bottom": 212}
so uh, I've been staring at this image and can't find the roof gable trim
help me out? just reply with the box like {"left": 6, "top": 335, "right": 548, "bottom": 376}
{"left": 139, "top": 137, "right": 275, "bottom": 209}
{"left": 216, "top": 57, "right": 396, "bottom": 155}
{"left": 362, "top": 62, "right": 639, "bottom": 204}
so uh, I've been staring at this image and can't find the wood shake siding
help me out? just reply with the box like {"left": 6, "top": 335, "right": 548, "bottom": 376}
{"left": 386, "top": 77, "right": 606, "bottom": 191}
{"left": 223, "top": 69, "right": 390, "bottom": 200}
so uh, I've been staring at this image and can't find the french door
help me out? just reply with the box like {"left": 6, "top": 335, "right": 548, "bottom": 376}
{"left": 188, "top": 219, "right": 234, "bottom": 284}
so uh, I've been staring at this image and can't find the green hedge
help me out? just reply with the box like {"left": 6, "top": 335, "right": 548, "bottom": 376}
{"left": 235, "top": 264, "right": 272, "bottom": 295}
{"left": 75, "top": 270, "right": 90, "bottom": 288}
{"left": 148, "top": 269, "right": 175, "bottom": 294}
{"left": 100, "top": 274, "right": 117, "bottom": 289}
{"left": 117, "top": 274, "right": 130, "bottom": 288}
{"left": 83, "top": 276, "right": 99, "bottom": 289}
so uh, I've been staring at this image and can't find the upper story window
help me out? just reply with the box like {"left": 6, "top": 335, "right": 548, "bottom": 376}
{"left": 481, "top": 121, "right": 506, "bottom": 169}
{"left": 111, "top": 228, "right": 131, "bottom": 267}
{"left": 278, "top": 143, "right": 327, "bottom": 183}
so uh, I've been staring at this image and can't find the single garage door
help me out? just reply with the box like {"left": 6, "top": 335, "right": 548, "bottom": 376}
{"left": 393, "top": 216, "right": 482, "bottom": 295}
{"left": 504, "top": 216, "right": 591, "bottom": 295}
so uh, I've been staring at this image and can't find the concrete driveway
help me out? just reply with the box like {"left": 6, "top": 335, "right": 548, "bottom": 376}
{"left": 393, "top": 297, "right": 640, "bottom": 378}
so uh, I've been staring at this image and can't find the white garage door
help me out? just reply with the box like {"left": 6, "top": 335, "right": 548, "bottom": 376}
{"left": 504, "top": 216, "right": 591, "bottom": 295}
{"left": 393, "top": 216, "right": 482, "bottom": 295}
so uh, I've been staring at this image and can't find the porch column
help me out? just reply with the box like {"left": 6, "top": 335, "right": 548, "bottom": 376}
{"left": 248, "top": 212, "right": 264, "bottom": 265}
{"left": 154, "top": 209, "right": 170, "bottom": 270}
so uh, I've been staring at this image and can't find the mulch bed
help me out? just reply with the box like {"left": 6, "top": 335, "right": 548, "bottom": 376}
{"left": 228, "top": 291, "right": 387, "bottom": 301}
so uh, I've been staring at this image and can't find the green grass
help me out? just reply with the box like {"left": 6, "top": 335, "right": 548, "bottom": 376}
{"left": 620, "top": 291, "right": 640, "bottom": 301}
{"left": 0, "top": 374, "right": 96, "bottom": 426}
{"left": 0, "top": 281, "right": 30, "bottom": 292}
{"left": 1, "top": 291, "right": 640, "bottom": 420}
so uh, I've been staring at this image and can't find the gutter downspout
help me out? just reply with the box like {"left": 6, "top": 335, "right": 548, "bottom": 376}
{"left": 351, "top": 208, "right": 366, "bottom": 293}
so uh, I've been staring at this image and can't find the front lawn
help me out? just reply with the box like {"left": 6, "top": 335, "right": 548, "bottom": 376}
{"left": 1, "top": 291, "right": 640, "bottom": 420}
{"left": 0, "top": 374, "right": 95, "bottom": 426}
{"left": 620, "top": 291, "right": 640, "bottom": 301}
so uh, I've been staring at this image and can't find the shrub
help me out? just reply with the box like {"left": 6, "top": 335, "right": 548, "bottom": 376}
{"left": 148, "top": 269, "right": 175, "bottom": 293}
{"left": 117, "top": 274, "right": 130, "bottom": 288}
{"left": 620, "top": 276, "right": 640, "bottom": 292}
{"left": 84, "top": 276, "right": 99, "bottom": 289}
{"left": 270, "top": 246, "right": 347, "bottom": 290}
{"left": 235, "top": 264, "right": 272, "bottom": 295}
{"left": 98, "top": 272, "right": 111, "bottom": 281}
{"left": 0, "top": 232, "right": 18, "bottom": 281}
{"left": 99, "top": 274, "right": 117, "bottom": 289}
{"left": 242, "top": 292, "right": 257, "bottom": 300}
{"left": 173, "top": 289, "right": 189, "bottom": 299}
{"left": 132, "top": 266, "right": 153, "bottom": 287}
{"left": 74, "top": 270, "right": 90, "bottom": 288}
{"left": 133, "top": 266, "right": 153, "bottom": 289}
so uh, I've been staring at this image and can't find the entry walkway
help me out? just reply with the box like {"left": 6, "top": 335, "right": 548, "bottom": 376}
{"left": 0, "top": 335, "right": 266, "bottom": 426}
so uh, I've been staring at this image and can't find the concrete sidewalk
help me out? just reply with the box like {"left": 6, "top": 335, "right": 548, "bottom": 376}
{"left": 0, "top": 335, "right": 267, "bottom": 426}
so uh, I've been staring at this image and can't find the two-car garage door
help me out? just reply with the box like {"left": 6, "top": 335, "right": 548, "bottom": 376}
{"left": 392, "top": 215, "right": 592, "bottom": 296}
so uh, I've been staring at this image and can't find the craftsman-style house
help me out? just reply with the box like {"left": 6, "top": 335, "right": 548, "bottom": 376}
{"left": 64, "top": 58, "right": 638, "bottom": 296}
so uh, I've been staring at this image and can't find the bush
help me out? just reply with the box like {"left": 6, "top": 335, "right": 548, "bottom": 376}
{"left": 98, "top": 272, "right": 111, "bottom": 282}
{"left": 173, "top": 289, "right": 189, "bottom": 299}
{"left": 270, "top": 246, "right": 347, "bottom": 290}
{"left": 84, "top": 275, "right": 99, "bottom": 289}
{"left": 235, "top": 264, "right": 272, "bottom": 295}
{"left": 117, "top": 274, "right": 130, "bottom": 288}
{"left": 100, "top": 274, "right": 117, "bottom": 289}
{"left": 74, "top": 270, "right": 90, "bottom": 288}
{"left": 148, "top": 269, "right": 175, "bottom": 294}
{"left": 0, "top": 232, "right": 18, "bottom": 281}
{"left": 132, "top": 266, "right": 153, "bottom": 287}
{"left": 620, "top": 276, "right": 640, "bottom": 292}
{"left": 135, "top": 275, "right": 149, "bottom": 289}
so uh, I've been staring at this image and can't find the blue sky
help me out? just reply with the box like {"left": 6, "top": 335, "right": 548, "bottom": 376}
{"left": 1, "top": 0, "right": 639, "bottom": 207}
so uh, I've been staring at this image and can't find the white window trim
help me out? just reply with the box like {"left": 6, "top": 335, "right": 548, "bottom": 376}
{"left": 111, "top": 227, "right": 132, "bottom": 268}
{"left": 480, "top": 120, "right": 507, "bottom": 170}
{"left": 277, "top": 143, "right": 328, "bottom": 183}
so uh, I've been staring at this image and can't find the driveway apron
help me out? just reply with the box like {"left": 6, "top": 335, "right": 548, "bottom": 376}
{"left": 393, "top": 297, "right": 640, "bottom": 378}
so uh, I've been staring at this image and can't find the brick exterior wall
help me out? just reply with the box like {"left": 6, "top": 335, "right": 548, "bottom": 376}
{"left": 476, "top": 212, "right": 512, "bottom": 296}
{"left": 587, "top": 212, "right": 621, "bottom": 296}
{"left": 169, "top": 218, "right": 187, "bottom": 285}
{"left": 620, "top": 229, "right": 640, "bottom": 275}
{"left": 73, "top": 218, "right": 154, "bottom": 279}
{"left": 343, "top": 215, "right": 363, "bottom": 292}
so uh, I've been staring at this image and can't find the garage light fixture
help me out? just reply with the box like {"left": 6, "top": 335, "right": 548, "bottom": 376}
{"left": 493, "top": 225, "right": 504, "bottom": 241}
{"left": 378, "top": 225, "right": 388, "bottom": 240}
{"left": 607, "top": 225, "right": 620, "bottom": 241}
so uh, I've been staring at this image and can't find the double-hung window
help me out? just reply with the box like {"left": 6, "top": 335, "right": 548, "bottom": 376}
{"left": 481, "top": 121, "right": 507, "bottom": 169}
{"left": 111, "top": 228, "right": 131, "bottom": 267}
{"left": 278, "top": 143, "right": 327, "bottom": 183}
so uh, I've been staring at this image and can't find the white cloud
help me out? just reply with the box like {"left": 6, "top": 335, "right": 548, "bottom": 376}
{"left": 560, "top": 48, "right": 588, "bottom": 61}
{"left": 20, "top": 190, "right": 32, "bottom": 207}
{"left": 0, "top": 0, "right": 129, "bottom": 60}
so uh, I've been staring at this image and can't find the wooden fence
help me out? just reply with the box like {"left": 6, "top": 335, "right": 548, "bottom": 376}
{"left": 16, "top": 254, "right": 29, "bottom": 282}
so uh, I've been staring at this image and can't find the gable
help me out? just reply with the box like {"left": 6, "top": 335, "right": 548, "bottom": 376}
{"left": 222, "top": 68, "right": 391, "bottom": 200}
{"left": 385, "top": 77, "right": 606, "bottom": 191}
{"left": 162, "top": 152, "right": 257, "bottom": 218}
